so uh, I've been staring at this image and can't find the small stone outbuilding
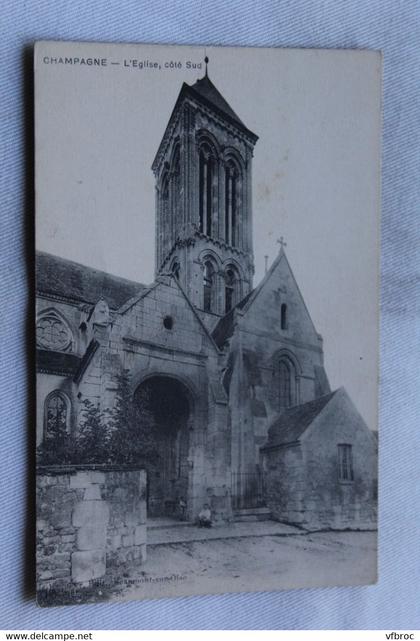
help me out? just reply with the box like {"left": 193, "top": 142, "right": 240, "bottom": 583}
{"left": 261, "top": 388, "right": 378, "bottom": 530}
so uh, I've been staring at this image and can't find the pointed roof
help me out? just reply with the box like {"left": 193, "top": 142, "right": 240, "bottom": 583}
{"left": 120, "top": 271, "right": 222, "bottom": 355}
{"left": 212, "top": 246, "right": 320, "bottom": 348}
{"left": 189, "top": 74, "right": 246, "bottom": 128}
{"left": 152, "top": 73, "right": 258, "bottom": 172}
{"left": 240, "top": 247, "right": 320, "bottom": 338}
{"left": 262, "top": 390, "right": 338, "bottom": 448}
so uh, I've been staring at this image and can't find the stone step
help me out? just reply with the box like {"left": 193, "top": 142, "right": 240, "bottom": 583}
{"left": 147, "top": 518, "right": 194, "bottom": 530}
{"left": 148, "top": 519, "right": 304, "bottom": 546}
{"left": 233, "top": 507, "right": 272, "bottom": 522}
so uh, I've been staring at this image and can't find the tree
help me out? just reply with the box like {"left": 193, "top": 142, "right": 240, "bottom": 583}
{"left": 108, "top": 370, "right": 158, "bottom": 466}
{"left": 37, "top": 370, "right": 158, "bottom": 467}
{"left": 76, "top": 399, "right": 111, "bottom": 464}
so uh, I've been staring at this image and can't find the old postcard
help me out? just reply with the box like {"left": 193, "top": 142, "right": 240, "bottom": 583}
{"left": 35, "top": 41, "right": 380, "bottom": 605}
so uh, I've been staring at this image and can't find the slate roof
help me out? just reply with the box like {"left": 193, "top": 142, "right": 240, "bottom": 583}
{"left": 152, "top": 74, "right": 258, "bottom": 172}
{"left": 188, "top": 75, "right": 257, "bottom": 142}
{"left": 190, "top": 75, "right": 246, "bottom": 128}
{"left": 262, "top": 390, "right": 338, "bottom": 448}
{"left": 36, "top": 251, "right": 145, "bottom": 310}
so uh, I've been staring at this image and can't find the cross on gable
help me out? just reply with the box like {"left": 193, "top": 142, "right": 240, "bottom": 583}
{"left": 277, "top": 236, "right": 287, "bottom": 251}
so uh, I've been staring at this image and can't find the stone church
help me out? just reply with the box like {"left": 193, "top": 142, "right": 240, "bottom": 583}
{"left": 36, "top": 69, "right": 377, "bottom": 529}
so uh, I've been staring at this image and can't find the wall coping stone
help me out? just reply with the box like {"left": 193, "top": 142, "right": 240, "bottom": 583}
{"left": 37, "top": 464, "right": 146, "bottom": 476}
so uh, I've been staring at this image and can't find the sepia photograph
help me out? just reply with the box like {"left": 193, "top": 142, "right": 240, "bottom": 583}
{"left": 34, "top": 41, "right": 380, "bottom": 606}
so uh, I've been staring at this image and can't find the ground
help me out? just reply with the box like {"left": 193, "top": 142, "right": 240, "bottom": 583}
{"left": 113, "top": 524, "right": 377, "bottom": 601}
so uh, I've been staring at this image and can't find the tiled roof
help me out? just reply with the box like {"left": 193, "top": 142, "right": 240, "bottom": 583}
{"left": 36, "top": 251, "right": 145, "bottom": 310}
{"left": 262, "top": 390, "right": 338, "bottom": 448}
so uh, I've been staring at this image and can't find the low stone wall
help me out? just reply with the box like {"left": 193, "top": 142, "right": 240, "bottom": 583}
{"left": 36, "top": 465, "right": 147, "bottom": 590}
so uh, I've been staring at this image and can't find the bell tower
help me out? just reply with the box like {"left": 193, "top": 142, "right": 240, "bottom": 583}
{"left": 152, "top": 61, "right": 258, "bottom": 320}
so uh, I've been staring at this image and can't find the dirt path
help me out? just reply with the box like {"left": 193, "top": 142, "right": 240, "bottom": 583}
{"left": 114, "top": 530, "right": 377, "bottom": 601}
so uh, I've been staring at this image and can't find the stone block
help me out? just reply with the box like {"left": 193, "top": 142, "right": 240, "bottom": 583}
{"left": 122, "top": 533, "right": 134, "bottom": 547}
{"left": 48, "top": 495, "right": 75, "bottom": 529}
{"left": 77, "top": 522, "right": 107, "bottom": 551}
{"left": 71, "top": 549, "right": 106, "bottom": 583}
{"left": 72, "top": 500, "right": 109, "bottom": 528}
{"left": 61, "top": 534, "right": 75, "bottom": 543}
{"left": 138, "top": 544, "right": 147, "bottom": 563}
{"left": 39, "top": 570, "right": 53, "bottom": 581}
{"left": 134, "top": 525, "right": 147, "bottom": 546}
{"left": 84, "top": 485, "right": 102, "bottom": 500}
{"left": 109, "top": 534, "right": 122, "bottom": 550}
{"left": 137, "top": 501, "right": 147, "bottom": 524}
{"left": 51, "top": 569, "right": 70, "bottom": 579}
{"left": 69, "top": 472, "right": 93, "bottom": 489}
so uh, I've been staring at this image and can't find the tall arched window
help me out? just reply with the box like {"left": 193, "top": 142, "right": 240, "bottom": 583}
{"left": 225, "top": 268, "right": 235, "bottom": 313}
{"left": 278, "top": 360, "right": 292, "bottom": 409}
{"left": 281, "top": 303, "right": 288, "bottom": 330}
{"left": 44, "top": 391, "right": 70, "bottom": 436}
{"left": 225, "top": 161, "right": 240, "bottom": 246}
{"left": 199, "top": 143, "right": 217, "bottom": 236}
{"left": 203, "top": 260, "right": 215, "bottom": 312}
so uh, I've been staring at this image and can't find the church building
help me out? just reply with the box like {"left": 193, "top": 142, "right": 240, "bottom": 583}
{"left": 36, "top": 66, "right": 377, "bottom": 530}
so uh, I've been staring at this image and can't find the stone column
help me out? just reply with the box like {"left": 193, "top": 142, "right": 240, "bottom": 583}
{"left": 245, "top": 151, "right": 253, "bottom": 254}
{"left": 155, "top": 184, "right": 160, "bottom": 274}
{"left": 218, "top": 159, "right": 226, "bottom": 242}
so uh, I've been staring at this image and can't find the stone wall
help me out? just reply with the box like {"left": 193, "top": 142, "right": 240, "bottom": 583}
{"left": 262, "top": 389, "right": 378, "bottom": 531}
{"left": 36, "top": 466, "right": 147, "bottom": 591}
{"left": 301, "top": 390, "right": 378, "bottom": 530}
{"left": 263, "top": 444, "right": 306, "bottom": 525}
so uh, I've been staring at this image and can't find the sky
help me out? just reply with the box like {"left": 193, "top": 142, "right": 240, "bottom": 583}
{"left": 35, "top": 42, "right": 381, "bottom": 428}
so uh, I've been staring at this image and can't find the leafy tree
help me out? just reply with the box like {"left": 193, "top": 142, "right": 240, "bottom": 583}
{"left": 107, "top": 369, "right": 158, "bottom": 466}
{"left": 37, "top": 370, "right": 159, "bottom": 467}
{"left": 76, "top": 399, "right": 111, "bottom": 464}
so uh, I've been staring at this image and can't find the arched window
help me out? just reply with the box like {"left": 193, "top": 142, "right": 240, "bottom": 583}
{"left": 278, "top": 360, "right": 292, "bottom": 409}
{"left": 36, "top": 311, "right": 72, "bottom": 352}
{"left": 224, "top": 266, "right": 241, "bottom": 313}
{"left": 281, "top": 303, "right": 288, "bottom": 330}
{"left": 203, "top": 260, "right": 215, "bottom": 312}
{"left": 44, "top": 391, "right": 70, "bottom": 436}
{"left": 199, "top": 143, "right": 217, "bottom": 236}
{"left": 225, "top": 160, "right": 240, "bottom": 246}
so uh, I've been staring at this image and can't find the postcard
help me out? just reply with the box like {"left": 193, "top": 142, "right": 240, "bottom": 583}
{"left": 35, "top": 41, "right": 380, "bottom": 605}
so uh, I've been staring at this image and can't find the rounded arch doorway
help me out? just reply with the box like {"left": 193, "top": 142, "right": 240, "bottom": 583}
{"left": 134, "top": 376, "right": 192, "bottom": 519}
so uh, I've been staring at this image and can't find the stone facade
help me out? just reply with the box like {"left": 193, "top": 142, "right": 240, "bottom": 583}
{"left": 262, "top": 389, "right": 378, "bottom": 529}
{"left": 35, "top": 70, "right": 377, "bottom": 530}
{"left": 36, "top": 467, "right": 147, "bottom": 590}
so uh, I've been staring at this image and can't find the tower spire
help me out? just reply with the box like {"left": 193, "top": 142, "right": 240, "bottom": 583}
{"left": 204, "top": 55, "right": 209, "bottom": 77}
